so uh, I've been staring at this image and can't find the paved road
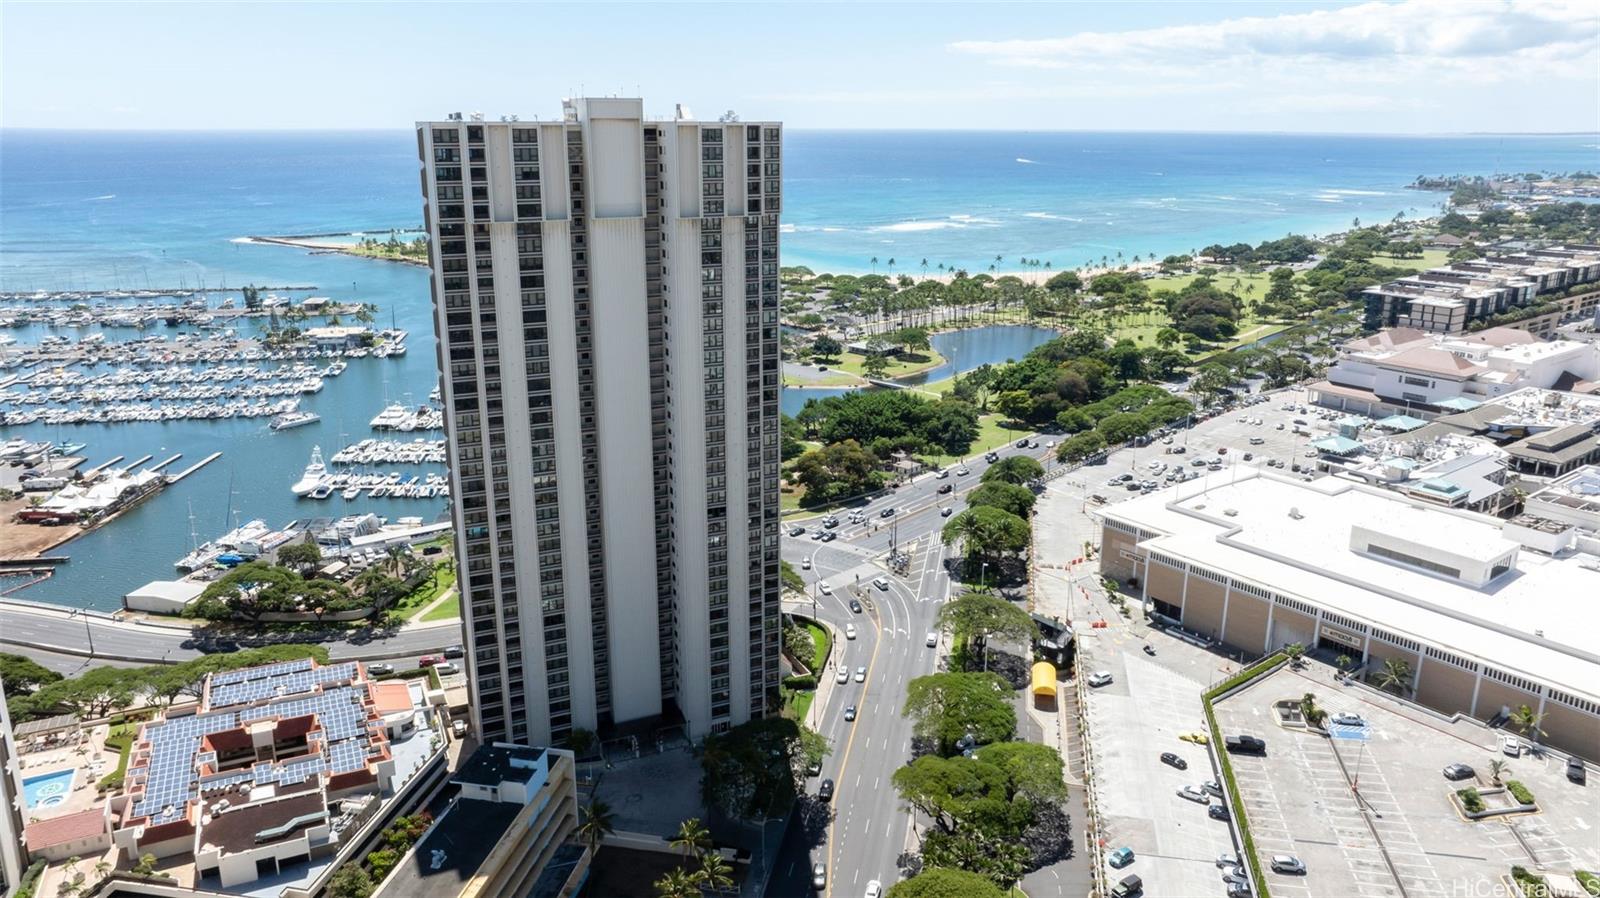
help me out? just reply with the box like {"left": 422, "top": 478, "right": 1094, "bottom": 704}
{"left": 772, "top": 517, "right": 961, "bottom": 897}
{"left": 0, "top": 600, "right": 464, "bottom": 667}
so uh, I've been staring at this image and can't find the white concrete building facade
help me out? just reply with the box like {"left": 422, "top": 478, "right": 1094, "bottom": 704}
{"left": 0, "top": 673, "right": 28, "bottom": 895}
{"left": 417, "top": 99, "right": 782, "bottom": 746}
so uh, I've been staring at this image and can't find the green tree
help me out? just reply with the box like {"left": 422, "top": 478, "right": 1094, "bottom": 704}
{"left": 1055, "top": 430, "right": 1106, "bottom": 462}
{"left": 937, "top": 592, "right": 1038, "bottom": 663}
{"left": 980, "top": 456, "right": 1043, "bottom": 486}
{"left": 1488, "top": 758, "right": 1508, "bottom": 786}
{"left": 862, "top": 350, "right": 891, "bottom": 379}
{"left": 901, "top": 671, "right": 1016, "bottom": 754}
{"left": 973, "top": 741, "right": 1069, "bottom": 804}
{"left": 0, "top": 653, "right": 63, "bottom": 695}
{"left": 1510, "top": 705, "right": 1546, "bottom": 743}
{"left": 780, "top": 559, "right": 806, "bottom": 594}
{"left": 699, "top": 718, "right": 815, "bottom": 820}
{"left": 940, "top": 505, "right": 1030, "bottom": 570}
{"left": 964, "top": 481, "right": 1036, "bottom": 519}
{"left": 885, "top": 867, "right": 1007, "bottom": 898}
{"left": 896, "top": 326, "right": 932, "bottom": 354}
{"left": 670, "top": 817, "right": 712, "bottom": 862}
{"left": 327, "top": 864, "right": 375, "bottom": 898}
{"left": 697, "top": 851, "right": 735, "bottom": 893}
{"left": 791, "top": 440, "right": 884, "bottom": 504}
{"left": 1043, "top": 271, "right": 1083, "bottom": 295}
{"left": 811, "top": 334, "right": 843, "bottom": 358}
{"left": 1375, "top": 657, "right": 1414, "bottom": 696}
{"left": 654, "top": 868, "right": 700, "bottom": 898}
{"left": 277, "top": 541, "right": 323, "bottom": 575}
{"left": 1155, "top": 327, "right": 1181, "bottom": 349}
{"left": 1283, "top": 642, "right": 1306, "bottom": 668}
{"left": 578, "top": 799, "right": 616, "bottom": 858}
{"left": 994, "top": 390, "right": 1033, "bottom": 423}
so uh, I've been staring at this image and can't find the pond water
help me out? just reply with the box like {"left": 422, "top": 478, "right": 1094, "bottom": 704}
{"left": 781, "top": 323, "right": 1059, "bottom": 416}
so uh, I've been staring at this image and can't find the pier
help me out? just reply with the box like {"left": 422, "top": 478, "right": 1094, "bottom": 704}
{"left": 169, "top": 451, "right": 222, "bottom": 482}
{"left": 148, "top": 453, "right": 183, "bottom": 473}
{"left": 84, "top": 455, "right": 124, "bottom": 476}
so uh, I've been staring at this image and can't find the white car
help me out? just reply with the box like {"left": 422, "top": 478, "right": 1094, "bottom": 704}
{"left": 1501, "top": 734, "right": 1523, "bottom": 757}
{"left": 1086, "top": 671, "right": 1114, "bottom": 687}
{"left": 865, "top": 881, "right": 883, "bottom": 898}
{"left": 1270, "top": 855, "right": 1306, "bottom": 875}
{"left": 1330, "top": 712, "right": 1365, "bottom": 727}
{"left": 801, "top": 556, "right": 812, "bottom": 570}
{"left": 836, "top": 668, "right": 849, "bottom": 685}
{"left": 955, "top": 467, "right": 970, "bottom": 476}
{"left": 845, "top": 624, "right": 857, "bottom": 640}
{"left": 854, "top": 666, "right": 867, "bottom": 683}
{"left": 926, "top": 631, "right": 938, "bottom": 647}
{"left": 818, "top": 581, "right": 833, "bottom": 595}
{"left": 1178, "top": 785, "right": 1210, "bottom": 803}
{"left": 936, "top": 469, "right": 949, "bottom": 479}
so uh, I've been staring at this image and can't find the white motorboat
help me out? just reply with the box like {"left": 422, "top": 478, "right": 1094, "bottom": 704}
{"left": 270, "top": 410, "right": 321, "bottom": 431}
{"left": 290, "top": 445, "right": 327, "bottom": 496}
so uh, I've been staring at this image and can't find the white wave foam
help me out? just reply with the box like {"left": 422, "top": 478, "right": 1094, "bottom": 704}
{"left": 821, "top": 227, "right": 845, "bottom": 232}
{"left": 1312, "top": 194, "right": 1344, "bottom": 203}
{"left": 1015, "top": 157, "right": 1039, "bottom": 165}
{"left": 86, "top": 194, "right": 116, "bottom": 201}
{"left": 779, "top": 223, "right": 797, "bottom": 233}
{"left": 229, "top": 237, "right": 255, "bottom": 244}
{"left": 1323, "top": 188, "right": 1387, "bottom": 196}
{"left": 1023, "top": 212, "right": 1084, "bottom": 222}
{"left": 875, "top": 214, "right": 999, "bottom": 233}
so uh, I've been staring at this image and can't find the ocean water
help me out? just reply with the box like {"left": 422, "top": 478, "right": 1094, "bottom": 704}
{"left": 2, "top": 129, "right": 1595, "bottom": 608}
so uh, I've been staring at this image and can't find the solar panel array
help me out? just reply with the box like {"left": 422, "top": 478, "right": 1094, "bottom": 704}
{"left": 207, "top": 660, "right": 359, "bottom": 709}
{"left": 130, "top": 661, "right": 381, "bottom": 827}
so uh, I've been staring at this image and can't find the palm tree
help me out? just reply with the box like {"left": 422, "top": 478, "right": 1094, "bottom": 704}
{"left": 870, "top": 256, "right": 879, "bottom": 273}
{"left": 1509, "top": 705, "right": 1546, "bottom": 744}
{"left": 578, "top": 799, "right": 616, "bottom": 858}
{"left": 1283, "top": 642, "right": 1306, "bottom": 668}
{"left": 1488, "top": 758, "right": 1508, "bottom": 786}
{"left": 886, "top": 257, "right": 896, "bottom": 271}
{"left": 1375, "top": 657, "right": 1413, "bottom": 696}
{"left": 654, "top": 868, "right": 700, "bottom": 898}
{"left": 698, "top": 851, "right": 735, "bottom": 894}
{"left": 670, "top": 817, "right": 712, "bottom": 863}
{"left": 920, "top": 258, "right": 929, "bottom": 275}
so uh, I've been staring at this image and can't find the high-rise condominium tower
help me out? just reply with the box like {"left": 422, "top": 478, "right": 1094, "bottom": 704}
{"left": 416, "top": 99, "right": 783, "bottom": 747}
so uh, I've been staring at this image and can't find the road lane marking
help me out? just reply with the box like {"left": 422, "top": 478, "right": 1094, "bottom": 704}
{"left": 824, "top": 599, "right": 884, "bottom": 898}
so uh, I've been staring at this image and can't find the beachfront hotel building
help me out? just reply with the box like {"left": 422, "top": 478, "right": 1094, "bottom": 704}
{"left": 1361, "top": 243, "right": 1600, "bottom": 334}
{"left": 416, "top": 98, "right": 783, "bottom": 747}
{"left": 1099, "top": 470, "right": 1600, "bottom": 759}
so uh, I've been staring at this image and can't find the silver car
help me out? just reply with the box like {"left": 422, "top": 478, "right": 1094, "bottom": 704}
{"left": 854, "top": 666, "right": 867, "bottom": 683}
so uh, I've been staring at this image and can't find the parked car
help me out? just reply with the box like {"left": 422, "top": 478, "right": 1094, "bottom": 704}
{"left": 1442, "top": 763, "right": 1476, "bottom": 781}
{"left": 843, "top": 705, "right": 857, "bottom": 722}
{"left": 419, "top": 654, "right": 446, "bottom": 667}
{"left": 1208, "top": 804, "right": 1230, "bottom": 821}
{"left": 812, "top": 863, "right": 827, "bottom": 891}
{"left": 1567, "top": 756, "right": 1587, "bottom": 784}
{"left": 1216, "top": 852, "right": 1239, "bottom": 868}
{"left": 1202, "top": 779, "right": 1223, "bottom": 798}
{"left": 1108, "top": 846, "right": 1135, "bottom": 868}
{"left": 434, "top": 662, "right": 458, "bottom": 675}
{"left": 1225, "top": 734, "right": 1267, "bottom": 754}
{"left": 1177, "top": 785, "right": 1210, "bottom": 803}
{"left": 1086, "top": 671, "right": 1114, "bottom": 687}
{"left": 1330, "top": 712, "right": 1366, "bottom": 727}
{"left": 1160, "top": 752, "right": 1188, "bottom": 770}
{"left": 443, "top": 644, "right": 464, "bottom": 658}
{"left": 1501, "top": 735, "right": 1523, "bottom": 757}
{"left": 818, "top": 779, "right": 834, "bottom": 801}
{"left": 366, "top": 662, "right": 394, "bottom": 676}
{"left": 1270, "top": 855, "right": 1307, "bottom": 875}
{"left": 1111, "top": 873, "right": 1144, "bottom": 897}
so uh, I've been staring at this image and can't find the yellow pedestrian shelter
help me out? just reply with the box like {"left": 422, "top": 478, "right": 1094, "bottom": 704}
{"left": 1031, "top": 661, "right": 1057, "bottom": 700}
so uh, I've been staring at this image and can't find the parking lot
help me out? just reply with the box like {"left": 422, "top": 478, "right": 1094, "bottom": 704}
{"left": 1214, "top": 664, "right": 1599, "bottom": 898}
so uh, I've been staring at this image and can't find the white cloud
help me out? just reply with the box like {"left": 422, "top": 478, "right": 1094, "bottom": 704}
{"left": 951, "top": 0, "right": 1599, "bottom": 69}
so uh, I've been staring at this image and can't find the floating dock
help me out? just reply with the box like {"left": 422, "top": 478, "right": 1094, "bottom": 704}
{"left": 169, "top": 451, "right": 222, "bottom": 482}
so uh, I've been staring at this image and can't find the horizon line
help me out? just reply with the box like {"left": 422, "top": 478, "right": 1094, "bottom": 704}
{"left": 2, "top": 126, "right": 1597, "bottom": 138}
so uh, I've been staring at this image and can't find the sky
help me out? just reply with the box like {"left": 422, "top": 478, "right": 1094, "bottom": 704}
{"left": 2, "top": 0, "right": 1597, "bottom": 133}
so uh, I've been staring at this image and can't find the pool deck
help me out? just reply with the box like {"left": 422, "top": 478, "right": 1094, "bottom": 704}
{"left": 13, "top": 720, "right": 118, "bottom": 825}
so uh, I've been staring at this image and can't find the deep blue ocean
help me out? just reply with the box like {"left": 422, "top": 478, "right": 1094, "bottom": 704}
{"left": 2, "top": 129, "right": 1596, "bottom": 607}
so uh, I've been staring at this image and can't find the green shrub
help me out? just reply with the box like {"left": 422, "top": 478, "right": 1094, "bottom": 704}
{"left": 1505, "top": 780, "right": 1536, "bottom": 805}
{"left": 377, "top": 667, "right": 428, "bottom": 681}
{"left": 1512, "top": 865, "right": 1547, "bottom": 898}
{"left": 1572, "top": 870, "right": 1598, "bottom": 897}
{"left": 1457, "top": 788, "right": 1486, "bottom": 813}
{"left": 782, "top": 674, "right": 817, "bottom": 691}
{"left": 13, "top": 859, "right": 46, "bottom": 898}
{"left": 1202, "top": 651, "right": 1287, "bottom": 898}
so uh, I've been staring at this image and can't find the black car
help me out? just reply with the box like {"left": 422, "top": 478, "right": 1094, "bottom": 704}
{"left": 1442, "top": 763, "right": 1475, "bottom": 781}
{"left": 443, "top": 644, "right": 465, "bottom": 658}
{"left": 849, "top": 599, "right": 863, "bottom": 613}
{"left": 1208, "top": 804, "right": 1230, "bottom": 821}
{"left": 818, "top": 779, "right": 834, "bottom": 801}
{"left": 1160, "top": 752, "right": 1187, "bottom": 770}
{"left": 1225, "top": 734, "right": 1267, "bottom": 754}
{"left": 1568, "top": 757, "right": 1588, "bottom": 784}
{"left": 880, "top": 507, "right": 896, "bottom": 518}
{"left": 937, "top": 483, "right": 953, "bottom": 494}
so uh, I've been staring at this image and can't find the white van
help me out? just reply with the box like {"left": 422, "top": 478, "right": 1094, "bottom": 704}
{"left": 818, "top": 581, "right": 833, "bottom": 595}
{"left": 872, "top": 577, "right": 889, "bottom": 590}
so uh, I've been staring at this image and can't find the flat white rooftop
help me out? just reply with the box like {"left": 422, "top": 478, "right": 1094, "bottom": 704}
{"left": 1104, "top": 470, "right": 1600, "bottom": 702}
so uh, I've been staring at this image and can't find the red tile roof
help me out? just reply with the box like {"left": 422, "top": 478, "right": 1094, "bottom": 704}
{"left": 25, "top": 807, "right": 108, "bottom": 851}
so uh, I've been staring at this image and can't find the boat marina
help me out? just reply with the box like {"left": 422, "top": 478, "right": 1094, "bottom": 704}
{"left": 330, "top": 438, "right": 446, "bottom": 465}
{"left": 289, "top": 445, "right": 449, "bottom": 501}
{"left": 369, "top": 401, "right": 442, "bottom": 431}
{"left": 270, "top": 409, "right": 322, "bottom": 431}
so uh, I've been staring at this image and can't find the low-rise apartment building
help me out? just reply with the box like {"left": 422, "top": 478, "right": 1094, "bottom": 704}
{"left": 1362, "top": 243, "right": 1600, "bottom": 334}
{"left": 1099, "top": 471, "right": 1600, "bottom": 759}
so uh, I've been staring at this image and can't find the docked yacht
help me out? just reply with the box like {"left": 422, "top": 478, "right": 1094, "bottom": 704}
{"left": 270, "top": 409, "right": 321, "bottom": 431}
{"left": 175, "top": 518, "right": 271, "bottom": 572}
{"left": 290, "top": 445, "right": 327, "bottom": 496}
{"left": 369, "top": 402, "right": 408, "bottom": 429}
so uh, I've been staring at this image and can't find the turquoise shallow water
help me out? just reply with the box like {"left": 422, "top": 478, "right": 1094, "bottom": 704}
{"left": 1, "top": 129, "right": 1595, "bottom": 608}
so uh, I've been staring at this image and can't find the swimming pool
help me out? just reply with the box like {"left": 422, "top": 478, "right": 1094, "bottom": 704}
{"left": 22, "top": 768, "right": 75, "bottom": 810}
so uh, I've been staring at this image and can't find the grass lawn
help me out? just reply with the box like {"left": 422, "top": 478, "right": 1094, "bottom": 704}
{"left": 923, "top": 413, "right": 1022, "bottom": 467}
{"left": 788, "top": 688, "right": 815, "bottom": 721}
{"left": 805, "top": 620, "right": 831, "bottom": 671}
{"left": 99, "top": 722, "right": 137, "bottom": 790}
{"left": 783, "top": 369, "right": 866, "bottom": 387}
{"left": 824, "top": 347, "right": 947, "bottom": 381}
{"left": 397, "top": 566, "right": 456, "bottom": 620}
{"left": 419, "top": 590, "right": 459, "bottom": 622}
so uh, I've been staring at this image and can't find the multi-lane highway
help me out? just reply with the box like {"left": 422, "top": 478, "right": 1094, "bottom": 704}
{"left": 770, "top": 431, "right": 1054, "bottom": 897}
